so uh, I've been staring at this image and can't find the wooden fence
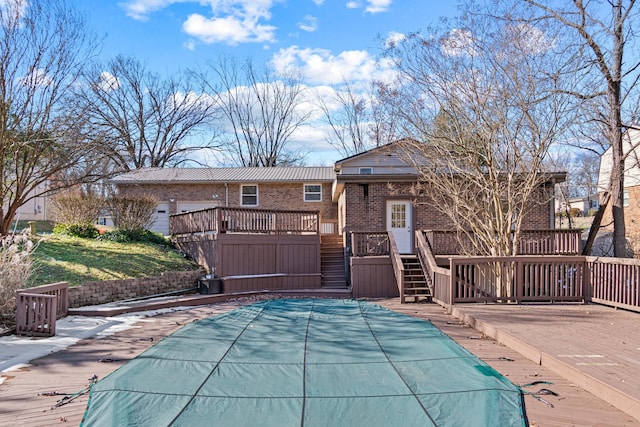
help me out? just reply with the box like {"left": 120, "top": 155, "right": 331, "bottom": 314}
{"left": 588, "top": 256, "right": 640, "bottom": 312}
{"left": 16, "top": 282, "right": 69, "bottom": 337}
{"left": 170, "top": 207, "right": 321, "bottom": 236}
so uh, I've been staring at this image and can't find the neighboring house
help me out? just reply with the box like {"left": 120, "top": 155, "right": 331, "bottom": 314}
{"left": 7, "top": 181, "right": 51, "bottom": 223}
{"left": 111, "top": 167, "right": 337, "bottom": 235}
{"left": 555, "top": 194, "right": 600, "bottom": 216}
{"left": 598, "top": 128, "right": 640, "bottom": 251}
{"left": 333, "top": 142, "right": 563, "bottom": 254}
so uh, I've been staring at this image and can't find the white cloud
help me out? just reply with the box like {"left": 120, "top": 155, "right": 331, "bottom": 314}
{"left": 384, "top": 31, "right": 405, "bottom": 48}
{"left": 297, "top": 15, "right": 317, "bottom": 32}
{"left": 121, "top": 1, "right": 280, "bottom": 45}
{"left": 183, "top": 39, "right": 196, "bottom": 51}
{"left": 344, "top": 0, "right": 391, "bottom": 13}
{"left": 183, "top": 13, "right": 276, "bottom": 45}
{"left": 271, "top": 46, "right": 395, "bottom": 86}
{"left": 99, "top": 71, "right": 121, "bottom": 92}
{"left": 119, "top": 0, "right": 183, "bottom": 21}
{"left": 311, "top": 0, "right": 324, "bottom": 5}
{"left": 365, "top": 0, "right": 391, "bottom": 13}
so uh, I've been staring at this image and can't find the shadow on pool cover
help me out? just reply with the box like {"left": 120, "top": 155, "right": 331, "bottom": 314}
{"left": 81, "top": 299, "right": 527, "bottom": 427}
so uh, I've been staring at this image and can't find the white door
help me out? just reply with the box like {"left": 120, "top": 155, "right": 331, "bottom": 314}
{"left": 386, "top": 200, "right": 412, "bottom": 254}
{"left": 150, "top": 203, "right": 170, "bottom": 236}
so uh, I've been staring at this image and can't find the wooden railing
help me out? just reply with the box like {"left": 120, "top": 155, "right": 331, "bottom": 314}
{"left": 16, "top": 282, "right": 69, "bottom": 337}
{"left": 170, "top": 207, "right": 320, "bottom": 236}
{"left": 350, "top": 231, "right": 390, "bottom": 256}
{"left": 415, "top": 230, "right": 451, "bottom": 305}
{"left": 448, "top": 256, "right": 587, "bottom": 304}
{"left": 387, "top": 232, "right": 406, "bottom": 303}
{"left": 588, "top": 256, "right": 640, "bottom": 312}
{"left": 424, "top": 229, "right": 583, "bottom": 256}
{"left": 321, "top": 219, "right": 338, "bottom": 235}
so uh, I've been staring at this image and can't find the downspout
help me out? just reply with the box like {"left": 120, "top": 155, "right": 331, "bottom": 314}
{"left": 551, "top": 178, "right": 557, "bottom": 228}
{"left": 224, "top": 183, "right": 228, "bottom": 207}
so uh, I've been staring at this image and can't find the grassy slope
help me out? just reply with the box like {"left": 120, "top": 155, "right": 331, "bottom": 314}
{"left": 31, "top": 234, "right": 199, "bottom": 287}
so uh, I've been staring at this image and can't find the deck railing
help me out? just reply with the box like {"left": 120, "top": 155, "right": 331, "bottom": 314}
{"left": 424, "top": 229, "right": 583, "bottom": 256}
{"left": 170, "top": 207, "right": 320, "bottom": 236}
{"left": 588, "top": 256, "right": 640, "bottom": 312}
{"left": 387, "top": 232, "right": 406, "bottom": 302}
{"left": 16, "top": 282, "right": 69, "bottom": 337}
{"left": 415, "top": 230, "right": 451, "bottom": 305}
{"left": 350, "top": 231, "right": 390, "bottom": 256}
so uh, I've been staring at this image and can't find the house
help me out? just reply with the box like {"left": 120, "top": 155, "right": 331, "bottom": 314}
{"left": 598, "top": 128, "right": 640, "bottom": 252}
{"left": 111, "top": 167, "right": 337, "bottom": 235}
{"left": 555, "top": 194, "right": 600, "bottom": 216}
{"left": 333, "top": 142, "right": 563, "bottom": 254}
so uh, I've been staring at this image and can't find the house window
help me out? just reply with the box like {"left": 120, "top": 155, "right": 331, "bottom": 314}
{"left": 359, "top": 167, "right": 373, "bottom": 175}
{"left": 241, "top": 185, "right": 258, "bottom": 206}
{"left": 624, "top": 190, "right": 630, "bottom": 207}
{"left": 391, "top": 204, "right": 406, "bottom": 228}
{"left": 304, "top": 184, "right": 322, "bottom": 202}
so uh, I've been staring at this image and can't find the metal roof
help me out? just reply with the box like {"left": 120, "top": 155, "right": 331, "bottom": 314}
{"left": 111, "top": 167, "right": 336, "bottom": 184}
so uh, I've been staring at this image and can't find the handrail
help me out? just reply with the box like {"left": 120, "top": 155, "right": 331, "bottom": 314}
{"left": 415, "top": 230, "right": 451, "bottom": 305}
{"left": 388, "top": 232, "right": 406, "bottom": 303}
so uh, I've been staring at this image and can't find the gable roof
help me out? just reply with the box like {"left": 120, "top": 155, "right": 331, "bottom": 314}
{"left": 111, "top": 166, "right": 335, "bottom": 185}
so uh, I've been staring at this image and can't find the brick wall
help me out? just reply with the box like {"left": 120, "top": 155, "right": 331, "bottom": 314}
{"left": 118, "top": 182, "right": 337, "bottom": 220}
{"left": 67, "top": 269, "right": 204, "bottom": 308}
{"left": 343, "top": 181, "right": 553, "bottom": 233}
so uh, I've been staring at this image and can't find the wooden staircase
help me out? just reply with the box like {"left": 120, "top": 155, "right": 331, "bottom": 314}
{"left": 321, "top": 235, "right": 347, "bottom": 288}
{"left": 401, "top": 255, "right": 432, "bottom": 302}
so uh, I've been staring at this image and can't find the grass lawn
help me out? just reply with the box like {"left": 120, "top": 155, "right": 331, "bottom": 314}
{"left": 31, "top": 234, "right": 199, "bottom": 287}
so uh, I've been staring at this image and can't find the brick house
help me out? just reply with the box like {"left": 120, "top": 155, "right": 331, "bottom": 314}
{"left": 112, "top": 167, "right": 337, "bottom": 235}
{"left": 598, "top": 128, "right": 640, "bottom": 254}
{"left": 333, "top": 142, "right": 563, "bottom": 254}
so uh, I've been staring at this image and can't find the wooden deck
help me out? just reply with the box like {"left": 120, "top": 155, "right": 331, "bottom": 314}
{"left": 1, "top": 297, "right": 639, "bottom": 426}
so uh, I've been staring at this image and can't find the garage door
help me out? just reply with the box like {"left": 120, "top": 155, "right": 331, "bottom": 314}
{"left": 150, "top": 203, "right": 170, "bottom": 236}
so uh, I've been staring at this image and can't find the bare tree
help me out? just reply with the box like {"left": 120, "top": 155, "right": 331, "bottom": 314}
{"left": 317, "top": 81, "right": 397, "bottom": 157}
{"left": 75, "top": 55, "right": 220, "bottom": 172}
{"left": 381, "top": 11, "right": 578, "bottom": 259}
{"left": 0, "top": 0, "right": 101, "bottom": 235}
{"left": 516, "top": 0, "right": 640, "bottom": 257}
{"left": 199, "top": 57, "right": 311, "bottom": 167}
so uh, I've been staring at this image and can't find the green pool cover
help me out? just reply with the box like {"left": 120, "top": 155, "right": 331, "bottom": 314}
{"left": 81, "top": 299, "right": 527, "bottom": 426}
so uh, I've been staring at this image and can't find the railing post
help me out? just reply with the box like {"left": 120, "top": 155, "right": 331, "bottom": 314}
{"left": 583, "top": 258, "right": 591, "bottom": 303}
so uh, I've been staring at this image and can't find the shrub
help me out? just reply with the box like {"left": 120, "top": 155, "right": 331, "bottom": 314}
{"left": 53, "top": 223, "right": 99, "bottom": 239}
{"left": 51, "top": 192, "right": 104, "bottom": 226}
{"left": 100, "top": 229, "right": 169, "bottom": 246}
{"left": 0, "top": 233, "right": 36, "bottom": 329}
{"left": 107, "top": 195, "right": 158, "bottom": 233}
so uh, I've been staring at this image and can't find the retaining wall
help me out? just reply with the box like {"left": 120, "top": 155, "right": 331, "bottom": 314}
{"left": 67, "top": 270, "right": 204, "bottom": 308}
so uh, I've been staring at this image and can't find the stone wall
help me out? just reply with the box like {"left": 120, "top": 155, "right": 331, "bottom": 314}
{"left": 67, "top": 270, "right": 204, "bottom": 308}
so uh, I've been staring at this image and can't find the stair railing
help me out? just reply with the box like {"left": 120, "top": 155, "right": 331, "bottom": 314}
{"left": 388, "top": 232, "right": 406, "bottom": 303}
{"left": 415, "top": 230, "right": 452, "bottom": 306}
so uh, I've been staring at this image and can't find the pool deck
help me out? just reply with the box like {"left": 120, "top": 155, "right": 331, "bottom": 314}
{"left": 1, "top": 295, "right": 639, "bottom": 426}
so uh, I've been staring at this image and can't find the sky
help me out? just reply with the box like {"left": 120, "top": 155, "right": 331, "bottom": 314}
{"left": 73, "top": 0, "right": 460, "bottom": 165}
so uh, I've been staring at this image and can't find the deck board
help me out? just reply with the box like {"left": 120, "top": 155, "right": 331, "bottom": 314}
{"left": 1, "top": 298, "right": 639, "bottom": 426}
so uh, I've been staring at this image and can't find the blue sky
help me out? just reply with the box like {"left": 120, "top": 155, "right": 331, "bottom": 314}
{"left": 75, "top": 0, "right": 460, "bottom": 165}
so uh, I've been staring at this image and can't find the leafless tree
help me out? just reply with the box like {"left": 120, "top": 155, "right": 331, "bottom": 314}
{"left": 317, "top": 81, "right": 398, "bottom": 157}
{"left": 75, "top": 55, "right": 220, "bottom": 172}
{"left": 381, "top": 10, "right": 579, "bottom": 260}
{"left": 0, "top": 0, "right": 101, "bottom": 235}
{"left": 198, "top": 56, "right": 311, "bottom": 166}
{"left": 515, "top": 0, "right": 640, "bottom": 257}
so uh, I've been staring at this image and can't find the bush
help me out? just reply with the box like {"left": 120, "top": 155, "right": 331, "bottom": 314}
{"left": 53, "top": 223, "right": 99, "bottom": 239}
{"left": 0, "top": 233, "right": 36, "bottom": 329}
{"left": 100, "top": 229, "right": 169, "bottom": 246}
{"left": 51, "top": 192, "right": 104, "bottom": 226}
{"left": 107, "top": 195, "right": 158, "bottom": 233}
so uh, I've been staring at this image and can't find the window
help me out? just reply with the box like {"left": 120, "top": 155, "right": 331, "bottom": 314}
{"left": 359, "top": 167, "right": 373, "bottom": 175}
{"left": 624, "top": 190, "right": 630, "bottom": 207}
{"left": 241, "top": 185, "right": 258, "bottom": 206}
{"left": 390, "top": 203, "right": 406, "bottom": 228}
{"left": 304, "top": 184, "right": 322, "bottom": 202}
